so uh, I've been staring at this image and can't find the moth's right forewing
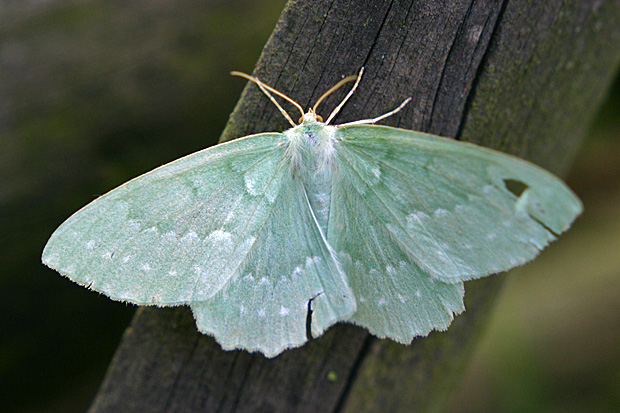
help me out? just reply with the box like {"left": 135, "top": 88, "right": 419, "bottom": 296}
{"left": 331, "top": 125, "right": 582, "bottom": 284}
{"left": 42, "top": 133, "right": 288, "bottom": 305}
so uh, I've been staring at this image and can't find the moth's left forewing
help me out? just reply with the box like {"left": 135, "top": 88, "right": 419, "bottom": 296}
{"left": 331, "top": 125, "right": 582, "bottom": 285}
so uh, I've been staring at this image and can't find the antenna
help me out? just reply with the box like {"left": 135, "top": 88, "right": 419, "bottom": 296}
{"left": 230, "top": 71, "right": 304, "bottom": 127}
{"left": 322, "top": 67, "right": 364, "bottom": 125}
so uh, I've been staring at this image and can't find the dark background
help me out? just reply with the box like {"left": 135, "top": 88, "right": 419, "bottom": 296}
{"left": 1, "top": 1, "right": 619, "bottom": 411}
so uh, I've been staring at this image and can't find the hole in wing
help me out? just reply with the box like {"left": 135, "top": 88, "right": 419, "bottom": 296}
{"left": 503, "top": 178, "right": 529, "bottom": 197}
{"left": 306, "top": 291, "right": 323, "bottom": 340}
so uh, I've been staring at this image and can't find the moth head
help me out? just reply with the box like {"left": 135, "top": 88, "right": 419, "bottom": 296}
{"left": 299, "top": 109, "right": 324, "bottom": 125}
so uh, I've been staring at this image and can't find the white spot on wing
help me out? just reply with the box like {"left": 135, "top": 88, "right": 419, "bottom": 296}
{"left": 279, "top": 306, "right": 290, "bottom": 316}
{"left": 224, "top": 208, "right": 235, "bottom": 223}
{"left": 371, "top": 166, "right": 381, "bottom": 178}
{"left": 162, "top": 231, "right": 177, "bottom": 242}
{"left": 306, "top": 256, "right": 322, "bottom": 266}
{"left": 181, "top": 231, "right": 199, "bottom": 244}
{"left": 436, "top": 250, "right": 451, "bottom": 263}
{"left": 244, "top": 174, "right": 256, "bottom": 195}
{"left": 237, "top": 237, "right": 256, "bottom": 256}
{"left": 127, "top": 219, "right": 141, "bottom": 230}
{"left": 192, "top": 177, "right": 204, "bottom": 187}
{"left": 243, "top": 157, "right": 280, "bottom": 203}
{"left": 208, "top": 229, "right": 231, "bottom": 243}
{"left": 454, "top": 204, "right": 467, "bottom": 213}
{"left": 482, "top": 185, "right": 495, "bottom": 194}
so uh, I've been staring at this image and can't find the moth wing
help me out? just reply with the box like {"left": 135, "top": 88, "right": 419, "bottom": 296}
{"left": 43, "top": 133, "right": 292, "bottom": 305}
{"left": 328, "top": 177, "right": 465, "bottom": 342}
{"left": 43, "top": 132, "right": 356, "bottom": 356}
{"left": 191, "top": 171, "right": 356, "bottom": 357}
{"left": 331, "top": 125, "right": 582, "bottom": 284}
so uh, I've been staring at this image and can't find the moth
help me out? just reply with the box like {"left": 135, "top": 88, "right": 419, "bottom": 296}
{"left": 43, "top": 69, "right": 582, "bottom": 358}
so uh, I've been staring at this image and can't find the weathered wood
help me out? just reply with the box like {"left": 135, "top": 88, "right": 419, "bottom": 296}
{"left": 89, "top": 0, "right": 620, "bottom": 411}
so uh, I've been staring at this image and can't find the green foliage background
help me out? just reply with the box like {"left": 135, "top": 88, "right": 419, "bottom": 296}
{"left": 1, "top": 1, "right": 618, "bottom": 411}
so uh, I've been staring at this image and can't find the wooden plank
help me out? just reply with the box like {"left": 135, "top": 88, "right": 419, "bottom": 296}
{"left": 89, "top": 1, "right": 620, "bottom": 411}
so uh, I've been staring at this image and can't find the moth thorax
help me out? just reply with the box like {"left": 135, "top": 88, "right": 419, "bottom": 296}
{"left": 284, "top": 124, "right": 337, "bottom": 178}
{"left": 306, "top": 126, "right": 337, "bottom": 173}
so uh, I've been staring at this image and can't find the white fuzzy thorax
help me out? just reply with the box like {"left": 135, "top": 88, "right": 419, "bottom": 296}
{"left": 284, "top": 114, "right": 338, "bottom": 175}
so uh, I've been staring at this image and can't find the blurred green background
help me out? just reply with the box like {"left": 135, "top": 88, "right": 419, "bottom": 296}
{"left": 1, "top": 1, "right": 618, "bottom": 412}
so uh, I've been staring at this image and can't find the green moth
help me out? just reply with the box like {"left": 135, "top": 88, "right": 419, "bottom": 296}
{"left": 42, "top": 69, "right": 582, "bottom": 358}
